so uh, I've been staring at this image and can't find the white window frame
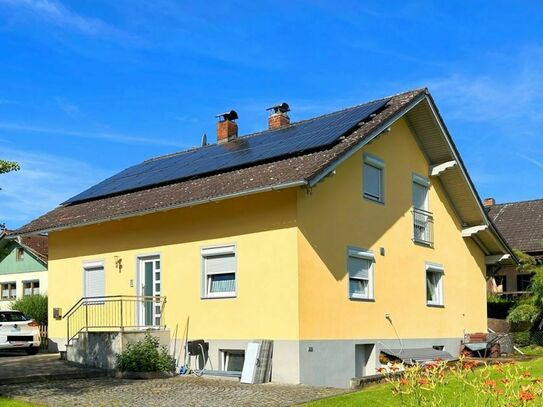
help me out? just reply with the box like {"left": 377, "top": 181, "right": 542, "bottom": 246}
{"left": 363, "top": 154, "right": 385, "bottom": 203}
{"left": 348, "top": 247, "right": 375, "bottom": 300}
{"left": 412, "top": 173, "right": 430, "bottom": 211}
{"left": 82, "top": 260, "right": 106, "bottom": 301}
{"left": 201, "top": 245, "right": 237, "bottom": 299}
{"left": 426, "top": 263, "right": 444, "bottom": 306}
{"left": 221, "top": 349, "right": 245, "bottom": 372}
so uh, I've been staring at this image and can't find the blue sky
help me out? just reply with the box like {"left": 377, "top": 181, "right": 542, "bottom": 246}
{"left": 1, "top": 1, "right": 542, "bottom": 228}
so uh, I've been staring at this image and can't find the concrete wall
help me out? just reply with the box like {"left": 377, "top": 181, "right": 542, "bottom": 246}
{"left": 66, "top": 330, "right": 170, "bottom": 370}
{"left": 299, "top": 337, "right": 462, "bottom": 388}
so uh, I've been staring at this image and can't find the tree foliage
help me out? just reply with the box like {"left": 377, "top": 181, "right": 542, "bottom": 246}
{"left": 506, "top": 250, "right": 543, "bottom": 325}
{"left": 9, "top": 294, "right": 48, "bottom": 325}
{"left": 0, "top": 159, "right": 20, "bottom": 229}
{"left": 0, "top": 160, "right": 20, "bottom": 175}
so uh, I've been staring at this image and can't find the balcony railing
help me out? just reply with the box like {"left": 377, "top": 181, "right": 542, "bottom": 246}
{"left": 413, "top": 208, "right": 434, "bottom": 246}
{"left": 63, "top": 295, "right": 167, "bottom": 345}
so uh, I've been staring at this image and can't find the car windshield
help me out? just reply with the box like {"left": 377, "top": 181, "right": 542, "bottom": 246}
{"left": 0, "top": 312, "right": 29, "bottom": 322}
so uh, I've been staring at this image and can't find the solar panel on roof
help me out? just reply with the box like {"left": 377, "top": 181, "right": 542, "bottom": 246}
{"left": 64, "top": 98, "right": 389, "bottom": 205}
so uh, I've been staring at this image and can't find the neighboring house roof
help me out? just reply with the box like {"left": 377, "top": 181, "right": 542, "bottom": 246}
{"left": 0, "top": 230, "right": 48, "bottom": 265}
{"left": 487, "top": 199, "right": 543, "bottom": 256}
{"left": 13, "top": 88, "right": 513, "bottom": 260}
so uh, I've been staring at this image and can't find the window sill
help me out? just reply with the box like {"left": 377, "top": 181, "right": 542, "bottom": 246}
{"left": 426, "top": 303, "right": 444, "bottom": 308}
{"left": 349, "top": 296, "right": 375, "bottom": 302}
{"left": 363, "top": 195, "right": 385, "bottom": 205}
{"left": 201, "top": 294, "right": 237, "bottom": 300}
{"left": 413, "top": 239, "right": 434, "bottom": 248}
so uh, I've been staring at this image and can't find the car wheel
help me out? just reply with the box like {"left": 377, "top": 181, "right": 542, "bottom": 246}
{"left": 26, "top": 347, "right": 39, "bottom": 355}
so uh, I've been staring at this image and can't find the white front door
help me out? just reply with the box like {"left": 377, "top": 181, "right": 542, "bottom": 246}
{"left": 138, "top": 256, "right": 161, "bottom": 327}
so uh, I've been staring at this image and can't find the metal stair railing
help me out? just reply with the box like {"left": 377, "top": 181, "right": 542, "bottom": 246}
{"left": 63, "top": 295, "right": 166, "bottom": 345}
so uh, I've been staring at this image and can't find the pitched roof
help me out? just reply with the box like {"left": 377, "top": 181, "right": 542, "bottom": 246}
{"left": 0, "top": 230, "right": 48, "bottom": 264}
{"left": 487, "top": 199, "right": 543, "bottom": 255}
{"left": 21, "top": 235, "right": 48, "bottom": 263}
{"left": 15, "top": 88, "right": 425, "bottom": 235}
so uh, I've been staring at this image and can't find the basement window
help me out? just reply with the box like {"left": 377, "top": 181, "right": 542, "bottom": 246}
{"left": 348, "top": 248, "right": 374, "bottom": 300}
{"left": 363, "top": 154, "right": 384, "bottom": 203}
{"left": 221, "top": 349, "right": 245, "bottom": 372}
{"left": 201, "top": 245, "right": 236, "bottom": 299}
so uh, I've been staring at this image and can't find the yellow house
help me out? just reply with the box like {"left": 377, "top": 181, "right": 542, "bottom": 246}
{"left": 16, "top": 88, "right": 513, "bottom": 388}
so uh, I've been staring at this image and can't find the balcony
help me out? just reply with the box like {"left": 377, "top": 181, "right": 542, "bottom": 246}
{"left": 413, "top": 208, "right": 434, "bottom": 246}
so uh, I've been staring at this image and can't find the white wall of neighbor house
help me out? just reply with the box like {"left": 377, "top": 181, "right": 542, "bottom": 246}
{"left": 0, "top": 271, "right": 48, "bottom": 311}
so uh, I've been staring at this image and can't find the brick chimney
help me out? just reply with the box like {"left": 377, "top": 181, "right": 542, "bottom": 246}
{"left": 216, "top": 110, "right": 238, "bottom": 143}
{"left": 266, "top": 102, "right": 290, "bottom": 129}
{"left": 483, "top": 197, "right": 496, "bottom": 207}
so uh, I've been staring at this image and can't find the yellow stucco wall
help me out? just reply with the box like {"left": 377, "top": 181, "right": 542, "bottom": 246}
{"left": 47, "top": 190, "right": 300, "bottom": 342}
{"left": 297, "top": 118, "right": 487, "bottom": 340}
{"left": 47, "top": 117, "right": 487, "bottom": 347}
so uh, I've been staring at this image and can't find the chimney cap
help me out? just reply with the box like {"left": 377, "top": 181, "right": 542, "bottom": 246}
{"left": 216, "top": 110, "right": 238, "bottom": 122}
{"left": 266, "top": 102, "right": 290, "bottom": 115}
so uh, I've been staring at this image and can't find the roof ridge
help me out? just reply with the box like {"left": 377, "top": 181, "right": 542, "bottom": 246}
{"left": 490, "top": 197, "right": 543, "bottom": 207}
{"left": 143, "top": 88, "right": 424, "bottom": 164}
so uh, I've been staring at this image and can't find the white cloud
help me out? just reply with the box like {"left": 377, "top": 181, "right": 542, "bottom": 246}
{"left": 0, "top": 121, "right": 184, "bottom": 147}
{"left": 0, "top": 146, "right": 112, "bottom": 228}
{"left": 0, "top": 0, "right": 132, "bottom": 40}
{"left": 54, "top": 96, "right": 79, "bottom": 115}
{"left": 426, "top": 46, "right": 543, "bottom": 124}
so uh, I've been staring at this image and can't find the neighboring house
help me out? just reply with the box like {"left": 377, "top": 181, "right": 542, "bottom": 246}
{"left": 0, "top": 230, "right": 48, "bottom": 311}
{"left": 485, "top": 198, "right": 543, "bottom": 299}
{"left": 15, "top": 88, "right": 513, "bottom": 388}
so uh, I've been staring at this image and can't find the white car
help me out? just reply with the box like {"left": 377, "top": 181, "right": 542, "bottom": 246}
{"left": 0, "top": 311, "right": 41, "bottom": 355}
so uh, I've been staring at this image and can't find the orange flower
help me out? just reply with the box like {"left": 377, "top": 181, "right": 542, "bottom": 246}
{"left": 418, "top": 378, "right": 428, "bottom": 386}
{"left": 519, "top": 390, "right": 535, "bottom": 401}
{"left": 495, "top": 388, "right": 504, "bottom": 395}
{"left": 399, "top": 378, "right": 408, "bottom": 386}
{"left": 484, "top": 379, "right": 497, "bottom": 388}
{"left": 522, "top": 371, "right": 532, "bottom": 378}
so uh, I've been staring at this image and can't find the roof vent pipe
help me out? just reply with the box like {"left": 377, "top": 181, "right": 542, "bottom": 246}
{"left": 216, "top": 110, "right": 238, "bottom": 143}
{"left": 266, "top": 102, "right": 290, "bottom": 129}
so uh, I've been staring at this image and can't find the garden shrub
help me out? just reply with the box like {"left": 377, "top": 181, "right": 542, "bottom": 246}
{"left": 116, "top": 333, "right": 174, "bottom": 372}
{"left": 9, "top": 294, "right": 48, "bottom": 325}
{"left": 510, "top": 331, "right": 534, "bottom": 347}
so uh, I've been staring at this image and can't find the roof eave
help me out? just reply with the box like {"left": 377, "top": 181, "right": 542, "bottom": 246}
{"left": 14, "top": 180, "right": 308, "bottom": 237}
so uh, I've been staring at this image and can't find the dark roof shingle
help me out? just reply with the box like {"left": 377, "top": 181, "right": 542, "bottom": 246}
{"left": 487, "top": 199, "right": 543, "bottom": 255}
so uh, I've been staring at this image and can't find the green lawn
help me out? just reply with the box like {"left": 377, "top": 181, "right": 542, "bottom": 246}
{"left": 0, "top": 397, "right": 39, "bottom": 407}
{"left": 305, "top": 355, "right": 543, "bottom": 406}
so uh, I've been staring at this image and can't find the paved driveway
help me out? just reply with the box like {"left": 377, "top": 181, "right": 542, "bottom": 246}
{"left": 0, "top": 376, "right": 348, "bottom": 407}
{"left": 0, "top": 352, "right": 105, "bottom": 384}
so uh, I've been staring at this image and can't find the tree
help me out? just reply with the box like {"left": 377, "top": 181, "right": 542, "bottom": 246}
{"left": 507, "top": 250, "right": 543, "bottom": 326}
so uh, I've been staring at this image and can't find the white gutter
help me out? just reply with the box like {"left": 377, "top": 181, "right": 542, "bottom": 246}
{"left": 15, "top": 180, "right": 307, "bottom": 237}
